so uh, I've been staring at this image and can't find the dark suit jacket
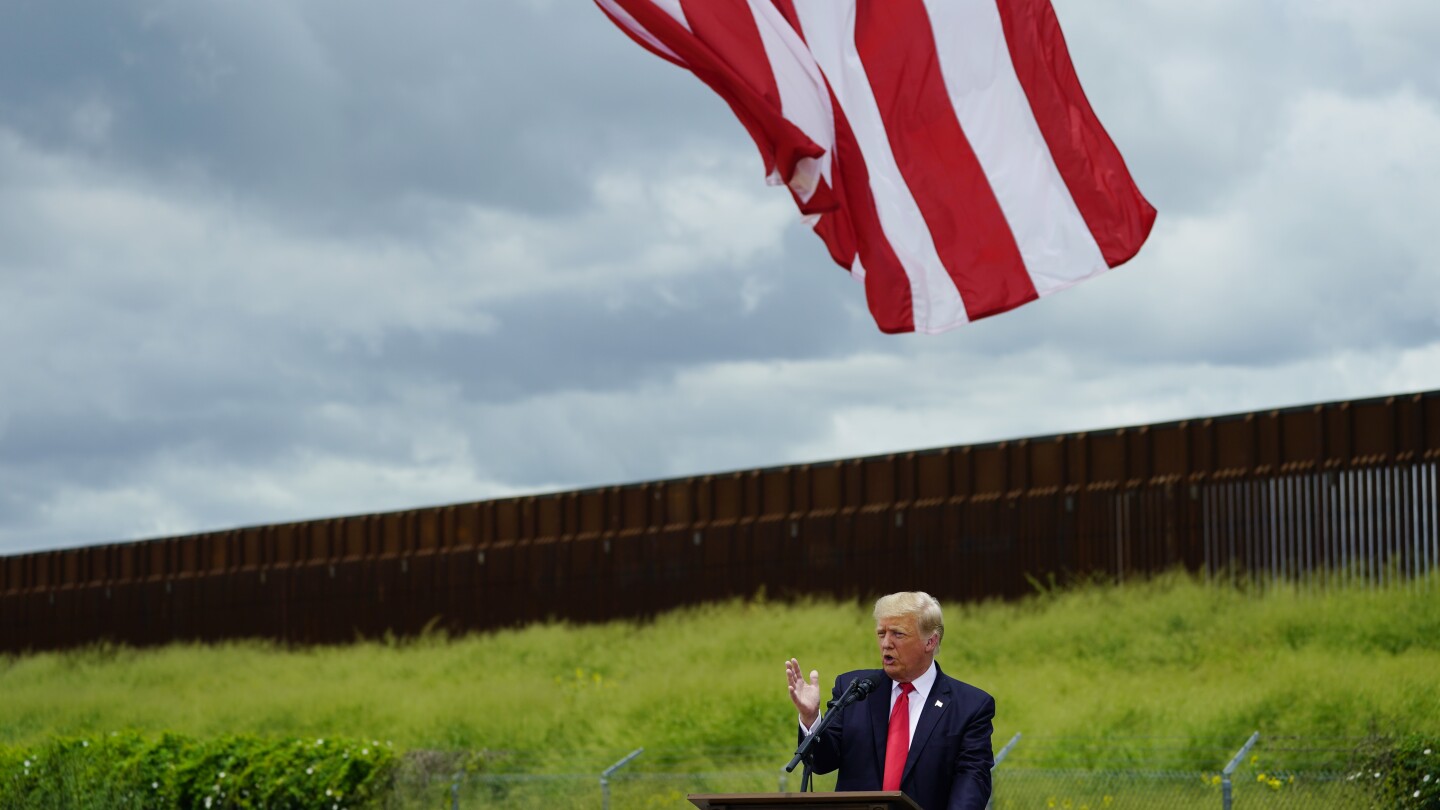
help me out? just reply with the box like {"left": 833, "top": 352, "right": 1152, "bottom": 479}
{"left": 799, "top": 663, "right": 994, "bottom": 810}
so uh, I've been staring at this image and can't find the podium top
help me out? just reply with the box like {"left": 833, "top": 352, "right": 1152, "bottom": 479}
{"left": 687, "top": 791, "right": 923, "bottom": 810}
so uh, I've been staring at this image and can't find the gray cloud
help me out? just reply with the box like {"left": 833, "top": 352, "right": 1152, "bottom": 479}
{"left": 2, "top": 1, "right": 1438, "bottom": 554}
{"left": 0, "top": 1, "right": 746, "bottom": 235}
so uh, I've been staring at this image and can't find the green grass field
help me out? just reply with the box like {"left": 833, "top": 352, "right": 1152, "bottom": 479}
{"left": 3, "top": 571, "right": 1438, "bottom": 781}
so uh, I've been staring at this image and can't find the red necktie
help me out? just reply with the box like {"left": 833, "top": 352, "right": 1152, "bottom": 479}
{"left": 882, "top": 682, "right": 914, "bottom": 791}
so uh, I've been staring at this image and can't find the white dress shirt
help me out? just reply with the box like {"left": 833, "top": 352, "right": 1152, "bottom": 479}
{"left": 889, "top": 660, "right": 938, "bottom": 742}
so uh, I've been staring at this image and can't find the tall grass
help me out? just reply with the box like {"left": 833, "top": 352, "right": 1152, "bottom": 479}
{"left": 2, "top": 571, "right": 1437, "bottom": 768}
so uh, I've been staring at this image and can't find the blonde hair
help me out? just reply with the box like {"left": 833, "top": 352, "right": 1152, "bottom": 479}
{"left": 873, "top": 591, "right": 944, "bottom": 646}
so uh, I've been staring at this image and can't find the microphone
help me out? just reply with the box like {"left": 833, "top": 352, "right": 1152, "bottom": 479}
{"left": 788, "top": 672, "right": 889, "bottom": 776}
{"left": 853, "top": 673, "right": 883, "bottom": 698}
{"left": 830, "top": 673, "right": 883, "bottom": 711}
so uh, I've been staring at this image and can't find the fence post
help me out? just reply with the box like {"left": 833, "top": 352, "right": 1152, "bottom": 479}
{"left": 1221, "top": 731, "right": 1260, "bottom": 810}
{"left": 985, "top": 732, "right": 1021, "bottom": 810}
{"left": 450, "top": 769, "right": 463, "bottom": 810}
{"left": 992, "top": 732, "right": 1022, "bottom": 769}
{"left": 600, "top": 747, "right": 644, "bottom": 810}
{"left": 779, "top": 768, "right": 788, "bottom": 792}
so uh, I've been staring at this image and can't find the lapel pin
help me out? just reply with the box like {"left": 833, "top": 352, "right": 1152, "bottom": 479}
{"left": 935, "top": 700, "right": 944, "bottom": 708}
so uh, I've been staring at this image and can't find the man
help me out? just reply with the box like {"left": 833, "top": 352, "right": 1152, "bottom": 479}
{"left": 785, "top": 592, "right": 994, "bottom": 810}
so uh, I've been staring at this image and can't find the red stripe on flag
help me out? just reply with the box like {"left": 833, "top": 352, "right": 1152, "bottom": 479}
{"left": 855, "top": 0, "right": 1037, "bottom": 321}
{"left": 609, "top": 0, "right": 826, "bottom": 188}
{"left": 677, "top": 0, "right": 841, "bottom": 218}
{"left": 833, "top": 103, "right": 915, "bottom": 334}
{"left": 679, "top": 0, "right": 785, "bottom": 180}
{"left": 995, "top": 0, "right": 1156, "bottom": 267}
{"left": 772, "top": 2, "right": 912, "bottom": 331}
{"left": 809, "top": 100, "right": 915, "bottom": 332}
{"left": 680, "top": 0, "right": 781, "bottom": 111}
{"left": 595, "top": 4, "right": 689, "bottom": 70}
{"left": 770, "top": 0, "right": 802, "bottom": 32}
{"left": 758, "top": 0, "right": 839, "bottom": 221}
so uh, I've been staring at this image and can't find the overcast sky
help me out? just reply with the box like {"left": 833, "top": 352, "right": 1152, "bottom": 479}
{"left": 2, "top": 0, "right": 1438, "bottom": 556}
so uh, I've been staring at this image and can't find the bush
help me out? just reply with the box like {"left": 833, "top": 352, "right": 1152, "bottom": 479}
{"left": 0, "top": 731, "right": 396, "bottom": 810}
{"left": 1358, "top": 734, "right": 1440, "bottom": 809}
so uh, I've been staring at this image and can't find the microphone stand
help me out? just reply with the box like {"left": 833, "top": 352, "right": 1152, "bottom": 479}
{"left": 784, "top": 677, "right": 868, "bottom": 792}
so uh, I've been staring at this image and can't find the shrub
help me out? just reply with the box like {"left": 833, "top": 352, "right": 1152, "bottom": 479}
{"left": 0, "top": 731, "right": 396, "bottom": 810}
{"left": 1357, "top": 734, "right": 1440, "bottom": 809}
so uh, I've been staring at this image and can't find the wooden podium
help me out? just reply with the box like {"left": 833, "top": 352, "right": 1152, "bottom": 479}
{"left": 687, "top": 791, "right": 923, "bottom": 810}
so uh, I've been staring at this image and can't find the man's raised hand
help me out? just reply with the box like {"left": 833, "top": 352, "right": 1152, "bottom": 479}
{"left": 785, "top": 657, "right": 821, "bottom": 728}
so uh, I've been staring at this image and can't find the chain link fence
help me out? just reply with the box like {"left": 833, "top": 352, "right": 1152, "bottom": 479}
{"left": 990, "top": 734, "right": 1371, "bottom": 810}
{"left": 384, "top": 736, "right": 1379, "bottom": 809}
{"left": 381, "top": 746, "right": 802, "bottom": 809}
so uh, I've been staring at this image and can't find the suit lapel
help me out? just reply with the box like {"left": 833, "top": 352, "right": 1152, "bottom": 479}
{"left": 901, "top": 668, "right": 952, "bottom": 786}
{"left": 869, "top": 673, "right": 891, "bottom": 776}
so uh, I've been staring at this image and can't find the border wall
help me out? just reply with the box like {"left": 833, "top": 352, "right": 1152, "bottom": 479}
{"left": 3, "top": 391, "right": 1438, "bottom": 652}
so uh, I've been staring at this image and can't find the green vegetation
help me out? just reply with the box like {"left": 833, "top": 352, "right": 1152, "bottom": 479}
{"left": 0, "top": 732, "right": 395, "bottom": 810}
{"left": 1, "top": 570, "right": 1437, "bottom": 805}
{"left": 1360, "top": 733, "right": 1440, "bottom": 808}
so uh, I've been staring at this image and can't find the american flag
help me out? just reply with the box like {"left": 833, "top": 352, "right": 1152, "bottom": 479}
{"left": 595, "top": 0, "right": 1157, "bottom": 334}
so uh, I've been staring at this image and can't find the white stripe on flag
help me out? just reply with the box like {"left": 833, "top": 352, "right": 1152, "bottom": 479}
{"left": 924, "top": 0, "right": 1104, "bottom": 297}
{"left": 595, "top": 0, "right": 686, "bottom": 62}
{"left": 651, "top": 0, "right": 691, "bottom": 30}
{"left": 746, "top": 0, "right": 835, "bottom": 202}
{"left": 792, "top": 0, "right": 968, "bottom": 333}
